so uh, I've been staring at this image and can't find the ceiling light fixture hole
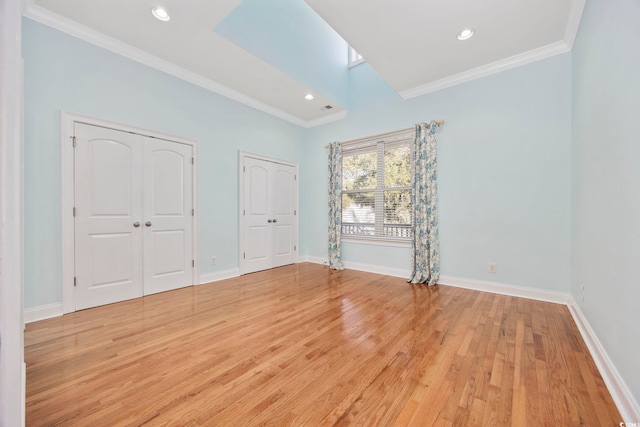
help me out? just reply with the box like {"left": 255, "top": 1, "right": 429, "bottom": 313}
{"left": 152, "top": 7, "right": 171, "bottom": 22}
{"left": 457, "top": 28, "right": 474, "bottom": 41}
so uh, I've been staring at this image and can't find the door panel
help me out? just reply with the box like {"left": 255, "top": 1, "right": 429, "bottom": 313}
{"left": 90, "top": 140, "right": 133, "bottom": 216}
{"left": 89, "top": 233, "right": 135, "bottom": 287}
{"left": 151, "top": 150, "right": 186, "bottom": 215}
{"left": 249, "top": 165, "right": 269, "bottom": 215}
{"left": 274, "top": 225, "right": 292, "bottom": 256}
{"left": 152, "top": 230, "right": 186, "bottom": 275}
{"left": 243, "top": 158, "right": 272, "bottom": 273}
{"left": 74, "top": 124, "right": 143, "bottom": 310}
{"left": 274, "top": 169, "right": 292, "bottom": 215}
{"left": 272, "top": 163, "right": 296, "bottom": 268}
{"left": 247, "top": 226, "right": 269, "bottom": 259}
{"left": 143, "top": 140, "right": 193, "bottom": 295}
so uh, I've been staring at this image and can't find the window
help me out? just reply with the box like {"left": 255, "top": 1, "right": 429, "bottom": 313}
{"left": 342, "top": 137, "right": 412, "bottom": 240}
{"left": 348, "top": 46, "right": 365, "bottom": 67}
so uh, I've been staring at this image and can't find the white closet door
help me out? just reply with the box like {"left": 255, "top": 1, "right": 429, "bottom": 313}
{"left": 143, "top": 139, "right": 194, "bottom": 295}
{"left": 243, "top": 157, "right": 272, "bottom": 274}
{"left": 74, "top": 124, "right": 144, "bottom": 310}
{"left": 75, "top": 123, "right": 194, "bottom": 310}
{"left": 272, "top": 163, "right": 296, "bottom": 268}
{"left": 241, "top": 155, "right": 297, "bottom": 274}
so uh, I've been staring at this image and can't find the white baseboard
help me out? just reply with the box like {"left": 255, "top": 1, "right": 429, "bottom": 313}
{"left": 199, "top": 268, "right": 240, "bottom": 285}
{"left": 24, "top": 302, "right": 63, "bottom": 324}
{"left": 23, "top": 272, "right": 242, "bottom": 323}
{"left": 439, "top": 275, "right": 570, "bottom": 305}
{"left": 567, "top": 297, "right": 640, "bottom": 422}
{"left": 22, "top": 362, "right": 26, "bottom": 426}
{"left": 299, "top": 257, "right": 409, "bottom": 278}
{"left": 343, "top": 261, "right": 410, "bottom": 279}
{"left": 298, "top": 255, "right": 327, "bottom": 265}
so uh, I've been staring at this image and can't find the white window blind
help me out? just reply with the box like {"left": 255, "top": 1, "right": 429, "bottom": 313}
{"left": 342, "top": 133, "right": 413, "bottom": 240}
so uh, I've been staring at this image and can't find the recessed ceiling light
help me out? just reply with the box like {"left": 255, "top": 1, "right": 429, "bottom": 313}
{"left": 304, "top": 94, "right": 314, "bottom": 101}
{"left": 456, "top": 28, "right": 474, "bottom": 41}
{"left": 151, "top": 7, "right": 170, "bottom": 22}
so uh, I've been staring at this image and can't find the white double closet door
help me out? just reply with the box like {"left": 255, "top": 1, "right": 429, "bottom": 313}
{"left": 242, "top": 155, "right": 298, "bottom": 274}
{"left": 74, "top": 123, "right": 194, "bottom": 310}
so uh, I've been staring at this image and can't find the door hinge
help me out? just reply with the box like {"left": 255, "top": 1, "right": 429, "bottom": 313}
{"left": 294, "top": 210, "right": 296, "bottom": 215}
{"left": 192, "top": 260, "right": 195, "bottom": 267}
{"left": 73, "top": 277, "right": 77, "bottom": 287}
{"left": 192, "top": 208, "right": 195, "bottom": 216}
{"left": 73, "top": 207, "right": 76, "bottom": 217}
{"left": 191, "top": 157, "right": 194, "bottom": 165}
{"left": 243, "top": 253, "right": 245, "bottom": 259}
{"left": 71, "top": 136, "right": 76, "bottom": 147}
{"left": 243, "top": 209, "right": 245, "bottom": 216}
{"left": 294, "top": 174, "right": 297, "bottom": 181}
{"left": 294, "top": 245, "right": 297, "bottom": 251}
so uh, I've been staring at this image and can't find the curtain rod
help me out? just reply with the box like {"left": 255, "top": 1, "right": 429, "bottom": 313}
{"left": 325, "top": 120, "right": 444, "bottom": 149}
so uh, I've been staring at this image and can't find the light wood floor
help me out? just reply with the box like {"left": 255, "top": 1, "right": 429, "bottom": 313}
{"left": 25, "top": 263, "right": 620, "bottom": 426}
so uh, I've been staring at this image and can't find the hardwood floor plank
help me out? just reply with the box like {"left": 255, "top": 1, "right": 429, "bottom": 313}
{"left": 25, "top": 263, "right": 621, "bottom": 426}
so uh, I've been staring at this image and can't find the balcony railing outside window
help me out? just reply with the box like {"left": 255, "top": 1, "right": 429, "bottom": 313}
{"left": 342, "top": 222, "right": 412, "bottom": 239}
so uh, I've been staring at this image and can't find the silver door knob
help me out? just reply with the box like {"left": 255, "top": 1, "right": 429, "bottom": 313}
{"left": 267, "top": 219, "right": 273, "bottom": 223}
{"left": 272, "top": 219, "right": 277, "bottom": 223}
{"left": 133, "top": 222, "right": 140, "bottom": 227}
{"left": 145, "top": 221, "right": 152, "bottom": 227}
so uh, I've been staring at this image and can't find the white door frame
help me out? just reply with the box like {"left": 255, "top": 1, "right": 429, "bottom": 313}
{"left": 61, "top": 111, "right": 200, "bottom": 314}
{"left": 0, "top": 0, "right": 25, "bottom": 424}
{"left": 238, "top": 151, "right": 299, "bottom": 275}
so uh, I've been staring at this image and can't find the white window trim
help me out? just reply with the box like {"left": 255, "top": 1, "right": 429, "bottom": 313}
{"left": 341, "top": 130, "right": 414, "bottom": 243}
{"left": 342, "top": 235, "right": 411, "bottom": 248}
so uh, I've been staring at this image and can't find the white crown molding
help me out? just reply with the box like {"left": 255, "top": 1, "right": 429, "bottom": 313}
{"left": 567, "top": 296, "right": 640, "bottom": 422}
{"left": 24, "top": 303, "right": 63, "bottom": 324}
{"left": 400, "top": 0, "right": 585, "bottom": 100}
{"left": 301, "top": 110, "right": 349, "bottom": 128}
{"left": 400, "top": 41, "right": 571, "bottom": 99}
{"left": 439, "top": 275, "right": 569, "bottom": 305}
{"left": 564, "top": 0, "right": 586, "bottom": 49}
{"left": 22, "top": 3, "right": 345, "bottom": 128}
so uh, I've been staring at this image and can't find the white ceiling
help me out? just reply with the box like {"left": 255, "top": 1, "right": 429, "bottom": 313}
{"left": 23, "top": 0, "right": 585, "bottom": 127}
{"left": 306, "top": 0, "right": 584, "bottom": 98}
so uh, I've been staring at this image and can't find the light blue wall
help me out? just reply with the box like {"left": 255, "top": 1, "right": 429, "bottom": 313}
{"left": 571, "top": 0, "right": 640, "bottom": 408}
{"left": 22, "top": 0, "right": 640, "bottom": 413}
{"left": 301, "top": 55, "right": 573, "bottom": 292}
{"left": 22, "top": 18, "right": 305, "bottom": 309}
{"left": 214, "top": 0, "right": 349, "bottom": 108}
{"left": 22, "top": 16, "right": 573, "bottom": 304}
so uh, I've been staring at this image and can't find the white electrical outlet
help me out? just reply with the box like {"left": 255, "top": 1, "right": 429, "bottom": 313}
{"left": 211, "top": 256, "right": 216, "bottom": 266}
{"left": 489, "top": 262, "right": 497, "bottom": 273}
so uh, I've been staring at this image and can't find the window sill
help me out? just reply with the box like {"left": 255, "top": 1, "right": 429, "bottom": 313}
{"left": 341, "top": 236, "right": 411, "bottom": 248}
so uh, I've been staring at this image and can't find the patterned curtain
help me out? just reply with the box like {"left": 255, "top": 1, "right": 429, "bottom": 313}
{"left": 409, "top": 122, "right": 441, "bottom": 285}
{"left": 327, "top": 142, "right": 344, "bottom": 270}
